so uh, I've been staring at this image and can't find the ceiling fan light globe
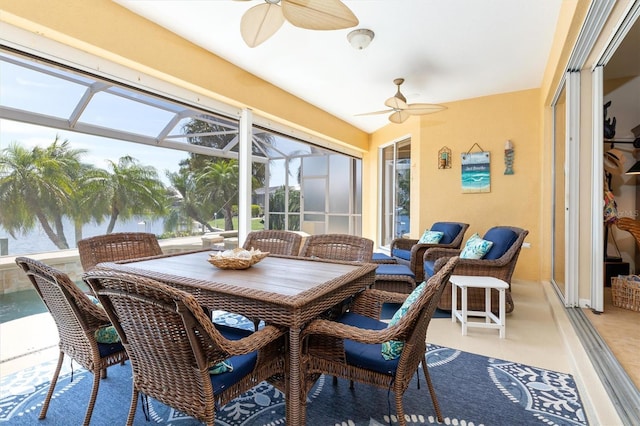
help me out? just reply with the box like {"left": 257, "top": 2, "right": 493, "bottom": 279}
{"left": 347, "top": 29, "right": 374, "bottom": 50}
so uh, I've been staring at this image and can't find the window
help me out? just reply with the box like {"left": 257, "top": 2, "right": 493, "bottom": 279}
{"left": 0, "top": 49, "right": 362, "bottom": 256}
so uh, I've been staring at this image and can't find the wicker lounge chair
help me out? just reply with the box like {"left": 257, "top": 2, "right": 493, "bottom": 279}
{"left": 83, "top": 270, "right": 287, "bottom": 426}
{"left": 424, "top": 226, "right": 529, "bottom": 313}
{"left": 615, "top": 217, "right": 640, "bottom": 250}
{"left": 77, "top": 232, "right": 163, "bottom": 271}
{"left": 15, "top": 257, "right": 128, "bottom": 426}
{"left": 301, "top": 256, "right": 459, "bottom": 425}
{"left": 300, "top": 233, "right": 374, "bottom": 262}
{"left": 243, "top": 230, "right": 303, "bottom": 256}
{"left": 390, "top": 222, "right": 469, "bottom": 283}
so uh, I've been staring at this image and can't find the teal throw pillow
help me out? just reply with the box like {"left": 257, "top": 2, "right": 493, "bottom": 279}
{"left": 418, "top": 230, "right": 444, "bottom": 244}
{"left": 209, "top": 360, "right": 233, "bottom": 375}
{"left": 381, "top": 281, "right": 427, "bottom": 360}
{"left": 87, "top": 294, "right": 121, "bottom": 344}
{"left": 460, "top": 233, "right": 493, "bottom": 259}
{"left": 95, "top": 325, "right": 120, "bottom": 344}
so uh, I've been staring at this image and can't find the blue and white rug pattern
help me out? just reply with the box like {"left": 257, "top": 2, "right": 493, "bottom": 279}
{"left": 0, "top": 312, "right": 588, "bottom": 425}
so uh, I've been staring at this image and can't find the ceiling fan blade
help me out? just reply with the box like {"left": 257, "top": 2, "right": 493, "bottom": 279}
{"left": 354, "top": 109, "right": 393, "bottom": 117}
{"left": 389, "top": 110, "right": 410, "bottom": 124}
{"left": 384, "top": 96, "right": 408, "bottom": 110}
{"left": 405, "top": 103, "right": 447, "bottom": 115}
{"left": 240, "top": 3, "right": 285, "bottom": 47}
{"left": 282, "top": 0, "right": 358, "bottom": 30}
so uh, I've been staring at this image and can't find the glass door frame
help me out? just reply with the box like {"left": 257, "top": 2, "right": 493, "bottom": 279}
{"left": 378, "top": 137, "right": 411, "bottom": 249}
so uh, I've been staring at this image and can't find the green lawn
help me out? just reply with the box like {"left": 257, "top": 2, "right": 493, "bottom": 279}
{"left": 210, "top": 217, "right": 264, "bottom": 231}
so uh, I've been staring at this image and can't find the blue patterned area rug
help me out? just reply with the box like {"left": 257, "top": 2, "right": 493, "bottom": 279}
{"left": 0, "top": 313, "right": 588, "bottom": 425}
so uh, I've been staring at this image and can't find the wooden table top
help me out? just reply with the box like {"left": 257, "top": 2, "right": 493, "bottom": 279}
{"left": 98, "top": 250, "right": 377, "bottom": 308}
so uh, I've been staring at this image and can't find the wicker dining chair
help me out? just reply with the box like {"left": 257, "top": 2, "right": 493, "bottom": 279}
{"left": 300, "top": 233, "right": 374, "bottom": 262}
{"left": 243, "top": 230, "right": 303, "bottom": 256}
{"left": 14, "top": 257, "right": 128, "bottom": 426}
{"left": 77, "top": 232, "right": 163, "bottom": 271}
{"left": 301, "top": 256, "right": 459, "bottom": 425}
{"left": 424, "top": 226, "right": 529, "bottom": 313}
{"left": 390, "top": 222, "right": 469, "bottom": 283}
{"left": 83, "top": 270, "right": 287, "bottom": 426}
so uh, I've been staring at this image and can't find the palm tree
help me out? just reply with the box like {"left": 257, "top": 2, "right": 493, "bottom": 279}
{"left": 0, "top": 137, "right": 85, "bottom": 249}
{"left": 165, "top": 169, "right": 215, "bottom": 233}
{"left": 196, "top": 159, "right": 239, "bottom": 231}
{"left": 68, "top": 163, "right": 109, "bottom": 243}
{"left": 84, "top": 156, "right": 167, "bottom": 234}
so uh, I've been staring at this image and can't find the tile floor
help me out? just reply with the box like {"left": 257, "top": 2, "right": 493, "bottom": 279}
{"left": 0, "top": 279, "right": 625, "bottom": 425}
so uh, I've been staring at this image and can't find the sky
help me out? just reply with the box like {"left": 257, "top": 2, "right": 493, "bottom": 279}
{"left": 0, "top": 119, "right": 188, "bottom": 186}
{"left": 0, "top": 49, "right": 327, "bottom": 190}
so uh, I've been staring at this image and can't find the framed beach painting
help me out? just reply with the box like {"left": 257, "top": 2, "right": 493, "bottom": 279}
{"left": 461, "top": 151, "right": 490, "bottom": 193}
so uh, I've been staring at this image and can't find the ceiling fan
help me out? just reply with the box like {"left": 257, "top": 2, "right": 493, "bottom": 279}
{"left": 357, "top": 78, "right": 447, "bottom": 124}
{"left": 237, "top": 0, "right": 359, "bottom": 47}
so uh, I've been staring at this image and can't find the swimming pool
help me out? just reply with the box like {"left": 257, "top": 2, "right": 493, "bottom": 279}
{"left": 0, "top": 289, "right": 47, "bottom": 323}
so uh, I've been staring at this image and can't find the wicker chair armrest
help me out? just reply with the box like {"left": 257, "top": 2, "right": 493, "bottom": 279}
{"left": 211, "top": 324, "right": 287, "bottom": 357}
{"left": 455, "top": 255, "right": 512, "bottom": 269}
{"left": 390, "top": 238, "right": 418, "bottom": 252}
{"left": 302, "top": 318, "right": 402, "bottom": 345}
{"left": 349, "top": 288, "right": 408, "bottom": 319}
{"left": 423, "top": 247, "right": 461, "bottom": 261}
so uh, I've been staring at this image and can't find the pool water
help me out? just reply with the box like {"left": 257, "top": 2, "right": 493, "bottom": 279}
{"left": 0, "top": 289, "right": 47, "bottom": 323}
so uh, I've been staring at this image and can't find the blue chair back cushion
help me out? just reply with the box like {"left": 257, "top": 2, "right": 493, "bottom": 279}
{"left": 338, "top": 312, "right": 399, "bottom": 375}
{"left": 423, "top": 260, "right": 436, "bottom": 278}
{"left": 375, "top": 264, "right": 415, "bottom": 278}
{"left": 210, "top": 324, "right": 258, "bottom": 395}
{"left": 392, "top": 222, "right": 462, "bottom": 260}
{"left": 482, "top": 228, "right": 518, "bottom": 260}
{"left": 431, "top": 223, "right": 462, "bottom": 245}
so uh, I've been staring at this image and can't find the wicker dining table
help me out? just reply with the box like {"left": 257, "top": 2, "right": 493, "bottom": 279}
{"left": 97, "top": 250, "right": 377, "bottom": 425}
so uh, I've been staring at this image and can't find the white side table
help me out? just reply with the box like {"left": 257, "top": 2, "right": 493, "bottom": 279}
{"left": 449, "top": 275, "right": 509, "bottom": 338}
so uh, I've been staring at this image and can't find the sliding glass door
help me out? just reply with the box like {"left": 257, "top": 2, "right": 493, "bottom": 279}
{"left": 380, "top": 138, "right": 411, "bottom": 248}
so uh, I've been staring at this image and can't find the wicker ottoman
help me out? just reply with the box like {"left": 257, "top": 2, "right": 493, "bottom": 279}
{"left": 373, "top": 264, "right": 416, "bottom": 294}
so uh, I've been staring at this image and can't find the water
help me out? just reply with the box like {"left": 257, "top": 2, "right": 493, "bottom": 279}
{"left": 0, "top": 289, "right": 47, "bottom": 323}
{"left": 0, "top": 217, "right": 189, "bottom": 323}
{"left": 0, "top": 217, "right": 165, "bottom": 256}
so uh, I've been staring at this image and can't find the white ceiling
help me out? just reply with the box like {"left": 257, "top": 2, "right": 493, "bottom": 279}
{"left": 114, "top": 0, "right": 563, "bottom": 133}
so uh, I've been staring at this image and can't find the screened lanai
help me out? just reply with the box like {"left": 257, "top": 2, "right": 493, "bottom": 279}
{"left": 0, "top": 48, "right": 362, "bottom": 256}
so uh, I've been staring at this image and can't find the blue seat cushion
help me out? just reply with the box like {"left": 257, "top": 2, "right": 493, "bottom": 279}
{"left": 375, "top": 264, "right": 415, "bottom": 278}
{"left": 98, "top": 341, "right": 125, "bottom": 358}
{"left": 372, "top": 252, "right": 394, "bottom": 262}
{"left": 423, "top": 260, "right": 436, "bottom": 278}
{"left": 482, "top": 228, "right": 518, "bottom": 260}
{"left": 337, "top": 312, "right": 399, "bottom": 375}
{"left": 210, "top": 324, "right": 258, "bottom": 395}
{"left": 431, "top": 223, "right": 462, "bottom": 245}
{"left": 391, "top": 248, "right": 411, "bottom": 261}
